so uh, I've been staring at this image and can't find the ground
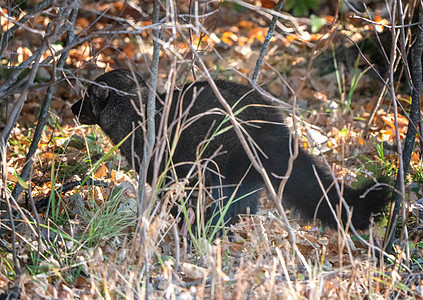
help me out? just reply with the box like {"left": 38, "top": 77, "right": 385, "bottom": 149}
{"left": 1, "top": 0, "right": 423, "bottom": 298}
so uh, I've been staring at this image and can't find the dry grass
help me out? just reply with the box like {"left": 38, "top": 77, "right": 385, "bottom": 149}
{"left": 1, "top": 0, "right": 423, "bottom": 298}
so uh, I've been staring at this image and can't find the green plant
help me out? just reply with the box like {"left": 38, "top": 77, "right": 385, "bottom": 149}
{"left": 177, "top": 183, "right": 260, "bottom": 258}
{"left": 160, "top": 95, "right": 258, "bottom": 256}
{"left": 332, "top": 47, "right": 372, "bottom": 112}
{"left": 375, "top": 142, "right": 396, "bottom": 177}
{"left": 284, "top": 0, "right": 320, "bottom": 17}
{"left": 310, "top": 14, "right": 325, "bottom": 33}
{"left": 81, "top": 186, "right": 136, "bottom": 247}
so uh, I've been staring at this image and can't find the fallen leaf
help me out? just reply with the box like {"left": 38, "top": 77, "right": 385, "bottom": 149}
{"left": 94, "top": 163, "right": 108, "bottom": 179}
{"left": 180, "top": 262, "right": 208, "bottom": 280}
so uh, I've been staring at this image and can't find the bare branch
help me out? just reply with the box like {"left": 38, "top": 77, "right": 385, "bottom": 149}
{"left": 252, "top": 0, "right": 285, "bottom": 83}
{"left": 138, "top": 0, "right": 161, "bottom": 225}
{"left": 11, "top": 0, "right": 82, "bottom": 201}
{"left": 385, "top": 1, "right": 423, "bottom": 257}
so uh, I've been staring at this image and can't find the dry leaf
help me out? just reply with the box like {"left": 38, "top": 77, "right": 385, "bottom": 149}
{"left": 180, "top": 262, "right": 208, "bottom": 280}
{"left": 94, "top": 163, "right": 108, "bottom": 179}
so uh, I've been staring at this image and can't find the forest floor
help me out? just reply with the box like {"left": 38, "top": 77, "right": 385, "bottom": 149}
{"left": 1, "top": 0, "right": 423, "bottom": 298}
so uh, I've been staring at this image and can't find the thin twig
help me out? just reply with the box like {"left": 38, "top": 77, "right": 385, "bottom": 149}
{"left": 385, "top": 1, "right": 423, "bottom": 256}
{"left": 0, "top": 30, "right": 47, "bottom": 149}
{"left": 27, "top": 169, "right": 41, "bottom": 273}
{"left": 0, "top": 0, "right": 54, "bottom": 56}
{"left": 1, "top": 147, "right": 19, "bottom": 274}
{"left": 384, "top": 0, "right": 408, "bottom": 260}
{"left": 352, "top": 15, "right": 423, "bottom": 29}
{"left": 173, "top": 223, "right": 180, "bottom": 274}
{"left": 252, "top": 0, "right": 285, "bottom": 83}
{"left": 137, "top": 0, "right": 161, "bottom": 240}
{"left": 11, "top": 0, "right": 81, "bottom": 202}
{"left": 0, "top": 11, "right": 71, "bottom": 97}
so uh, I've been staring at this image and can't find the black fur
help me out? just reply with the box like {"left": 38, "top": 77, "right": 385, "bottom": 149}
{"left": 72, "top": 69, "right": 391, "bottom": 230}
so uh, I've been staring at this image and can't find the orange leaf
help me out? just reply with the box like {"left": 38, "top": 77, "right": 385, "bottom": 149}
{"left": 93, "top": 186, "right": 105, "bottom": 205}
{"left": 114, "top": 1, "right": 124, "bottom": 11}
{"left": 238, "top": 68, "right": 249, "bottom": 74}
{"left": 221, "top": 31, "right": 237, "bottom": 46}
{"left": 325, "top": 16, "right": 335, "bottom": 22}
{"left": 248, "top": 28, "right": 267, "bottom": 44}
{"left": 75, "top": 17, "right": 90, "bottom": 29}
{"left": 239, "top": 20, "right": 255, "bottom": 29}
{"left": 111, "top": 169, "right": 130, "bottom": 183}
{"left": 228, "top": 241, "right": 244, "bottom": 252}
{"left": 373, "top": 15, "right": 389, "bottom": 33}
{"left": 381, "top": 114, "right": 395, "bottom": 128}
{"left": 94, "top": 163, "right": 108, "bottom": 179}
{"left": 381, "top": 113, "right": 409, "bottom": 130}
{"left": 17, "top": 47, "right": 33, "bottom": 64}
{"left": 40, "top": 152, "right": 54, "bottom": 162}
{"left": 379, "top": 129, "right": 392, "bottom": 141}
{"left": 259, "top": 0, "right": 277, "bottom": 9}
{"left": 381, "top": 113, "right": 409, "bottom": 140}
{"left": 411, "top": 152, "right": 420, "bottom": 163}
{"left": 122, "top": 43, "right": 135, "bottom": 59}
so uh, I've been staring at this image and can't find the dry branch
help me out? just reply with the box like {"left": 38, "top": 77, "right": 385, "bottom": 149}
{"left": 385, "top": 1, "right": 423, "bottom": 256}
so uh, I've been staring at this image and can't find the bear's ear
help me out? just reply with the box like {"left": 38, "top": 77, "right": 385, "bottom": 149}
{"left": 92, "top": 82, "right": 109, "bottom": 100}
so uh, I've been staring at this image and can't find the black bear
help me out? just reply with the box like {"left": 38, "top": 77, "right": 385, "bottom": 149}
{"left": 72, "top": 69, "right": 391, "bottom": 230}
